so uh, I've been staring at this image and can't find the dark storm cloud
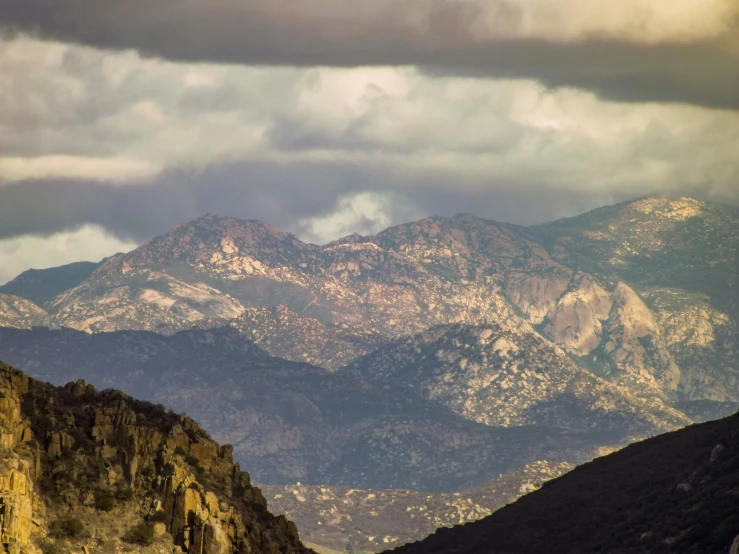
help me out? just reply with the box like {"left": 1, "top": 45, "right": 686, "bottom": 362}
{"left": 0, "top": 160, "right": 621, "bottom": 244}
{"left": 1, "top": 0, "right": 738, "bottom": 110}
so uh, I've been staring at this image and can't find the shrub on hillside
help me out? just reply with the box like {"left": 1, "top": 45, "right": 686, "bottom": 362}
{"left": 94, "top": 489, "right": 116, "bottom": 511}
{"left": 50, "top": 516, "right": 85, "bottom": 539}
{"left": 125, "top": 522, "right": 156, "bottom": 546}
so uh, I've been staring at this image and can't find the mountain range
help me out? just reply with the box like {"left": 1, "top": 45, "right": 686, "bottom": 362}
{"left": 1, "top": 194, "right": 738, "bottom": 551}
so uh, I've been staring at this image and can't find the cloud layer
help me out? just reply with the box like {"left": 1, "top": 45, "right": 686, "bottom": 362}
{"left": 2, "top": 0, "right": 738, "bottom": 109}
{"left": 0, "top": 1, "right": 738, "bottom": 280}
{"left": 1, "top": 37, "right": 738, "bottom": 244}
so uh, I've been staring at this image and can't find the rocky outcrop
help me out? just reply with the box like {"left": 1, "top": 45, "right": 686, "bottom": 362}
{"left": 601, "top": 283, "right": 681, "bottom": 397}
{"left": 542, "top": 273, "right": 612, "bottom": 356}
{"left": 0, "top": 361, "right": 312, "bottom": 554}
{"left": 0, "top": 370, "right": 36, "bottom": 554}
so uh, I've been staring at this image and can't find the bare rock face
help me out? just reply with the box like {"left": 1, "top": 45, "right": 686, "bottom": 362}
{"left": 601, "top": 283, "right": 681, "bottom": 397}
{"left": 0, "top": 360, "right": 312, "bottom": 554}
{"left": 0, "top": 295, "right": 49, "bottom": 330}
{"left": 542, "top": 273, "right": 612, "bottom": 356}
{"left": 534, "top": 196, "right": 739, "bottom": 402}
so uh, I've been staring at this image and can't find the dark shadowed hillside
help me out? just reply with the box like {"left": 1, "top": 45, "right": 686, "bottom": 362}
{"left": 388, "top": 410, "right": 739, "bottom": 554}
{"left": 0, "top": 261, "right": 100, "bottom": 308}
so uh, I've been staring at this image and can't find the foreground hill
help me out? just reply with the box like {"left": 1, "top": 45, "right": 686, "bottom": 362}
{"left": 389, "top": 410, "right": 739, "bottom": 554}
{"left": 0, "top": 360, "right": 310, "bottom": 554}
{"left": 0, "top": 326, "right": 613, "bottom": 492}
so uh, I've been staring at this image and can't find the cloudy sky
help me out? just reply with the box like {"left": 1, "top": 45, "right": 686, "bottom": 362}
{"left": 1, "top": 0, "right": 738, "bottom": 283}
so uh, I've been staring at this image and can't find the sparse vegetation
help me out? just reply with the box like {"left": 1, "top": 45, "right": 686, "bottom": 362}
{"left": 124, "top": 521, "right": 156, "bottom": 546}
{"left": 185, "top": 454, "right": 200, "bottom": 467}
{"left": 49, "top": 516, "right": 85, "bottom": 539}
{"left": 38, "top": 540, "right": 62, "bottom": 554}
{"left": 94, "top": 489, "right": 116, "bottom": 511}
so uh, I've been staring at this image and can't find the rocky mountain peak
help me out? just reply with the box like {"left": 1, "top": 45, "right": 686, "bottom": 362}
{"left": 95, "top": 214, "right": 317, "bottom": 279}
{"left": 627, "top": 195, "right": 707, "bottom": 218}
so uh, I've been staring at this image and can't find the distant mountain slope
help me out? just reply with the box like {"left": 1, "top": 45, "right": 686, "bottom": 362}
{"left": 534, "top": 196, "right": 739, "bottom": 402}
{"left": 0, "top": 260, "right": 100, "bottom": 307}
{"left": 0, "top": 360, "right": 311, "bottom": 554}
{"left": 533, "top": 196, "right": 739, "bottom": 305}
{"left": 388, "top": 410, "right": 739, "bottom": 554}
{"left": 0, "top": 293, "right": 49, "bottom": 328}
{"left": 262, "top": 460, "right": 574, "bottom": 552}
{"left": 227, "top": 305, "right": 388, "bottom": 370}
{"left": 0, "top": 326, "right": 621, "bottom": 492}
{"left": 24, "top": 203, "right": 724, "bottom": 402}
{"left": 346, "top": 323, "right": 690, "bottom": 434}
{"left": 49, "top": 213, "right": 520, "bottom": 338}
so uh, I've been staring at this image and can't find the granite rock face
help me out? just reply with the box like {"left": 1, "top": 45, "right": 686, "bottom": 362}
{"left": 534, "top": 195, "right": 739, "bottom": 402}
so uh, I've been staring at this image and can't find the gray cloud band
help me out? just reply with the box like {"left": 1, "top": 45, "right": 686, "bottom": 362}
{"left": 0, "top": 160, "right": 631, "bottom": 243}
{"left": 1, "top": 0, "right": 738, "bottom": 110}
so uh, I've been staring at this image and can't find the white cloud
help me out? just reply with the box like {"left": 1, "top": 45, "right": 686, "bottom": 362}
{"left": 478, "top": 0, "right": 736, "bottom": 43}
{"left": 294, "top": 192, "right": 413, "bottom": 244}
{"left": 0, "top": 226, "right": 138, "bottom": 285}
{"left": 0, "top": 36, "right": 737, "bottom": 247}
{"left": 0, "top": 156, "right": 159, "bottom": 184}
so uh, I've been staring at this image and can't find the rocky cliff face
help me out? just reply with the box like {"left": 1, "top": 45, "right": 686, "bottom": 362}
{"left": 0, "top": 360, "right": 311, "bottom": 554}
{"left": 534, "top": 195, "right": 739, "bottom": 402}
